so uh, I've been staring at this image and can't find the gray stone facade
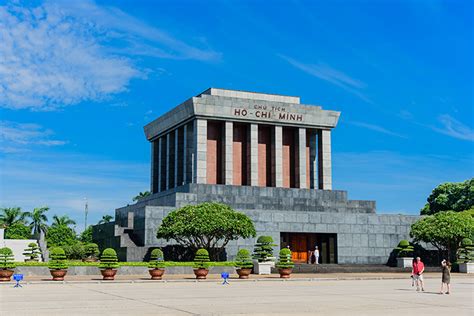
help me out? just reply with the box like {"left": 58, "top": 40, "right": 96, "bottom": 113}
{"left": 92, "top": 88, "right": 419, "bottom": 264}
{"left": 93, "top": 184, "right": 418, "bottom": 264}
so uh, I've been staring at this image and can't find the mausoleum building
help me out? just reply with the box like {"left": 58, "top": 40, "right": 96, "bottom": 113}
{"left": 94, "top": 88, "right": 418, "bottom": 264}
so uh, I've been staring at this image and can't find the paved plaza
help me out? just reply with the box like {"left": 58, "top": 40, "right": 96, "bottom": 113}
{"left": 1, "top": 276, "right": 472, "bottom": 315}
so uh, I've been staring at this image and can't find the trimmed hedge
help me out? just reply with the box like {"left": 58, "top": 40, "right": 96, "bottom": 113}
{"left": 148, "top": 248, "right": 165, "bottom": 269}
{"left": 193, "top": 248, "right": 210, "bottom": 269}
{"left": 276, "top": 248, "right": 294, "bottom": 269}
{"left": 235, "top": 249, "right": 253, "bottom": 269}
{"left": 48, "top": 247, "right": 68, "bottom": 270}
{"left": 14, "top": 261, "right": 236, "bottom": 267}
{"left": 0, "top": 247, "right": 15, "bottom": 269}
{"left": 99, "top": 248, "right": 118, "bottom": 269}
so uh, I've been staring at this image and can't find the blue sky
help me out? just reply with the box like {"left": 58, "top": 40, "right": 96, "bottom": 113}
{"left": 0, "top": 0, "right": 473, "bottom": 231}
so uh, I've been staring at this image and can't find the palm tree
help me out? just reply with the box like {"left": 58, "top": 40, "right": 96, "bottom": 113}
{"left": 0, "top": 207, "right": 27, "bottom": 228}
{"left": 25, "top": 207, "right": 49, "bottom": 238}
{"left": 51, "top": 215, "right": 76, "bottom": 228}
{"left": 98, "top": 215, "right": 113, "bottom": 225}
{"left": 132, "top": 191, "right": 151, "bottom": 202}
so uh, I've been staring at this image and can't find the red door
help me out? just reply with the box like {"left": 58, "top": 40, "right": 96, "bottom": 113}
{"left": 290, "top": 234, "right": 307, "bottom": 263}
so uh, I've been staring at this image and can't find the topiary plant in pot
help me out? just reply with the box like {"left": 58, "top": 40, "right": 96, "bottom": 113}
{"left": 193, "top": 248, "right": 210, "bottom": 279}
{"left": 148, "top": 248, "right": 166, "bottom": 280}
{"left": 276, "top": 248, "right": 294, "bottom": 278}
{"left": 0, "top": 247, "right": 15, "bottom": 282}
{"left": 23, "top": 242, "right": 41, "bottom": 262}
{"left": 394, "top": 240, "right": 415, "bottom": 268}
{"left": 48, "top": 247, "right": 68, "bottom": 281}
{"left": 457, "top": 238, "right": 474, "bottom": 273}
{"left": 99, "top": 248, "right": 119, "bottom": 280}
{"left": 252, "top": 236, "right": 276, "bottom": 274}
{"left": 83, "top": 243, "right": 100, "bottom": 262}
{"left": 235, "top": 248, "right": 253, "bottom": 279}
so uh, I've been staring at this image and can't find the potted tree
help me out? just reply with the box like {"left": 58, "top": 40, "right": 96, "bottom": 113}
{"left": 193, "top": 248, "right": 210, "bottom": 279}
{"left": 395, "top": 240, "right": 415, "bottom": 268}
{"left": 48, "top": 247, "right": 68, "bottom": 281}
{"left": 83, "top": 243, "right": 100, "bottom": 262}
{"left": 252, "top": 236, "right": 276, "bottom": 275}
{"left": 457, "top": 238, "right": 474, "bottom": 273}
{"left": 235, "top": 248, "right": 253, "bottom": 279}
{"left": 276, "top": 248, "right": 294, "bottom": 278}
{"left": 99, "top": 248, "right": 119, "bottom": 280}
{"left": 23, "top": 242, "right": 41, "bottom": 262}
{"left": 0, "top": 247, "right": 15, "bottom": 282}
{"left": 148, "top": 248, "right": 166, "bottom": 280}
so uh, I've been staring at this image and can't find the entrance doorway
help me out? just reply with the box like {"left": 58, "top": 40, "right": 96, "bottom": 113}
{"left": 280, "top": 232, "right": 337, "bottom": 264}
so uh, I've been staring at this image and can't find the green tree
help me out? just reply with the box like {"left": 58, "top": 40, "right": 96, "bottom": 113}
{"left": 410, "top": 211, "right": 474, "bottom": 262}
{"left": 421, "top": 179, "right": 473, "bottom": 215}
{"left": 51, "top": 215, "right": 76, "bottom": 228}
{"left": 46, "top": 225, "right": 77, "bottom": 247}
{"left": 25, "top": 206, "right": 49, "bottom": 238}
{"left": 79, "top": 225, "right": 93, "bottom": 243}
{"left": 133, "top": 191, "right": 151, "bottom": 202}
{"left": 4, "top": 222, "right": 31, "bottom": 239}
{"left": 98, "top": 215, "right": 113, "bottom": 224}
{"left": 0, "top": 207, "right": 27, "bottom": 228}
{"left": 157, "top": 202, "right": 256, "bottom": 259}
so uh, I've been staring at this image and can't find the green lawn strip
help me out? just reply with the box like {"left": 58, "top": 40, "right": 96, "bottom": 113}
{"left": 14, "top": 261, "right": 236, "bottom": 267}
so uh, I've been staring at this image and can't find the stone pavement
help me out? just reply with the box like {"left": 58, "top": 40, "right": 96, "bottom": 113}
{"left": 1, "top": 275, "right": 472, "bottom": 315}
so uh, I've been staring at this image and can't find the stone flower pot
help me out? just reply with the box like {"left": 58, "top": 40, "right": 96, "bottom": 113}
{"left": 149, "top": 268, "right": 165, "bottom": 280}
{"left": 396, "top": 257, "right": 413, "bottom": 268}
{"left": 193, "top": 268, "right": 209, "bottom": 279}
{"left": 278, "top": 268, "right": 292, "bottom": 279}
{"left": 100, "top": 269, "right": 118, "bottom": 280}
{"left": 236, "top": 268, "right": 252, "bottom": 279}
{"left": 253, "top": 261, "right": 273, "bottom": 275}
{"left": 50, "top": 269, "right": 67, "bottom": 281}
{"left": 459, "top": 262, "right": 474, "bottom": 274}
{"left": 0, "top": 269, "right": 14, "bottom": 282}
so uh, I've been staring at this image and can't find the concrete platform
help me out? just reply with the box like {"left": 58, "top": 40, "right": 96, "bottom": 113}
{"left": 1, "top": 275, "right": 472, "bottom": 315}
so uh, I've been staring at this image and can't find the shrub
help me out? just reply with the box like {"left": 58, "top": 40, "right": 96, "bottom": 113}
{"left": 63, "top": 242, "right": 85, "bottom": 260}
{"left": 235, "top": 249, "right": 253, "bottom": 269}
{"left": 5, "top": 222, "right": 31, "bottom": 239}
{"left": 99, "top": 248, "right": 118, "bottom": 269}
{"left": 457, "top": 238, "right": 474, "bottom": 264}
{"left": 394, "top": 240, "right": 414, "bottom": 258}
{"left": 193, "top": 248, "right": 210, "bottom": 269}
{"left": 276, "top": 248, "right": 294, "bottom": 269}
{"left": 23, "top": 242, "right": 41, "bottom": 261}
{"left": 253, "top": 236, "right": 276, "bottom": 262}
{"left": 148, "top": 249, "right": 165, "bottom": 269}
{"left": 0, "top": 247, "right": 15, "bottom": 270}
{"left": 48, "top": 247, "right": 68, "bottom": 270}
{"left": 84, "top": 243, "right": 100, "bottom": 258}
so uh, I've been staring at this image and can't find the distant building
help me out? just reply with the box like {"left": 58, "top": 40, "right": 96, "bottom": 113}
{"left": 94, "top": 88, "right": 418, "bottom": 263}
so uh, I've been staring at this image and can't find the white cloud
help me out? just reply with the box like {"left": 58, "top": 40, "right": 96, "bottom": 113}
{"left": 432, "top": 114, "right": 474, "bottom": 142}
{"left": 0, "top": 0, "right": 220, "bottom": 110}
{"left": 0, "top": 120, "right": 67, "bottom": 153}
{"left": 278, "top": 54, "right": 371, "bottom": 103}
{"left": 350, "top": 121, "right": 407, "bottom": 138}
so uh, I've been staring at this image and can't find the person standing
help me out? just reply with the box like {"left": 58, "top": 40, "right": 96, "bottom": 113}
{"left": 314, "top": 246, "right": 320, "bottom": 265}
{"left": 413, "top": 256, "right": 425, "bottom": 292}
{"left": 440, "top": 259, "right": 451, "bottom": 294}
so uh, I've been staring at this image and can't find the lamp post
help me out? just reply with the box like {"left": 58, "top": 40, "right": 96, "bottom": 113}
{"left": 84, "top": 198, "right": 88, "bottom": 231}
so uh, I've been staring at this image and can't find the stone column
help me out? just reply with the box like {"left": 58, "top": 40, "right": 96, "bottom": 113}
{"left": 182, "top": 124, "right": 187, "bottom": 185}
{"left": 166, "top": 133, "right": 170, "bottom": 190}
{"left": 318, "top": 129, "right": 332, "bottom": 190}
{"left": 273, "top": 125, "right": 283, "bottom": 187}
{"left": 298, "top": 127, "right": 307, "bottom": 189}
{"left": 309, "top": 131, "right": 317, "bottom": 189}
{"left": 193, "top": 119, "right": 207, "bottom": 184}
{"left": 150, "top": 141, "right": 155, "bottom": 193}
{"left": 157, "top": 138, "right": 162, "bottom": 192}
{"left": 249, "top": 123, "right": 258, "bottom": 186}
{"left": 224, "top": 121, "right": 233, "bottom": 185}
{"left": 174, "top": 128, "right": 179, "bottom": 187}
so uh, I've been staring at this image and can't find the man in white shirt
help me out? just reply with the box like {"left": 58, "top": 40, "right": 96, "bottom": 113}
{"left": 314, "top": 246, "right": 320, "bottom": 264}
